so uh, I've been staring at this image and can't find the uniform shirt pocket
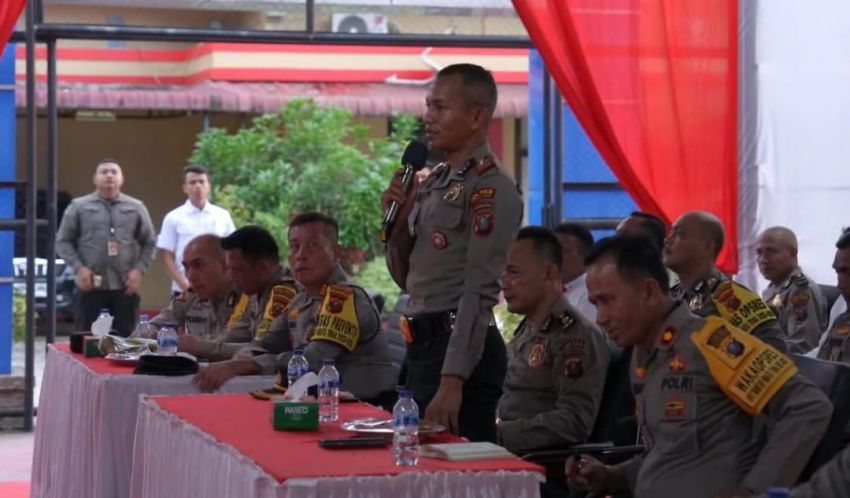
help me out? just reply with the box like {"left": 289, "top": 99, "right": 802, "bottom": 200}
{"left": 656, "top": 391, "right": 700, "bottom": 456}
{"left": 431, "top": 202, "right": 464, "bottom": 231}
{"left": 115, "top": 206, "right": 140, "bottom": 241}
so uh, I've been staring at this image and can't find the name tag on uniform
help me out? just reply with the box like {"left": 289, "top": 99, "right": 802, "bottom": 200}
{"left": 107, "top": 241, "right": 119, "bottom": 256}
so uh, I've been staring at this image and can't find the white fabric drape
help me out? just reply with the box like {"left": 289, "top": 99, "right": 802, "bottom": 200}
{"left": 129, "top": 397, "right": 544, "bottom": 498}
{"left": 30, "top": 344, "right": 274, "bottom": 498}
{"left": 739, "top": 0, "right": 850, "bottom": 290}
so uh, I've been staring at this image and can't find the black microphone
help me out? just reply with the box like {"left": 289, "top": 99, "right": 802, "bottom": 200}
{"left": 381, "top": 141, "right": 429, "bottom": 243}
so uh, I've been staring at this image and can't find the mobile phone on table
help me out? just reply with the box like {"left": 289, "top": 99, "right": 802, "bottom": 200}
{"left": 318, "top": 436, "right": 388, "bottom": 449}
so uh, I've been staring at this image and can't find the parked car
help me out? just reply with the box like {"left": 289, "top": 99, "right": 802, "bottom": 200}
{"left": 12, "top": 257, "right": 76, "bottom": 325}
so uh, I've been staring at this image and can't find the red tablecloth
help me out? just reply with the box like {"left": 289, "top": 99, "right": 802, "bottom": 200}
{"left": 53, "top": 342, "right": 137, "bottom": 375}
{"left": 153, "top": 394, "right": 543, "bottom": 483}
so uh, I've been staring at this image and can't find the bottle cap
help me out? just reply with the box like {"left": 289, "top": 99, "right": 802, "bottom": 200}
{"left": 322, "top": 359, "right": 335, "bottom": 366}
{"left": 139, "top": 314, "right": 150, "bottom": 321}
{"left": 398, "top": 389, "right": 413, "bottom": 398}
{"left": 293, "top": 348, "right": 305, "bottom": 355}
{"left": 99, "top": 308, "right": 110, "bottom": 313}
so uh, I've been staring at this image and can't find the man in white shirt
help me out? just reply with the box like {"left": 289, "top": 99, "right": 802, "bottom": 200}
{"left": 554, "top": 223, "right": 596, "bottom": 321}
{"left": 157, "top": 165, "right": 236, "bottom": 295}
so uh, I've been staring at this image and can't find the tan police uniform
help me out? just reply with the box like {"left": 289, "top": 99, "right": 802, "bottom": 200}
{"left": 763, "top": 268, "right": 828, "bottom": 354}
{"left": 672, "top": 268, "right": 788, "bottom": 352}
{"left": 496, "top": 294, "right": 610, "bottom": 453}
{"left": 150, "top": 287, "right": 241, "bottom": 341}
{"left": 613, "top": 301, "right": 831, "bottom": 498}
{"left": 239, "top": 265, "right": 395, "bottom": 400}
{"left": 192, "top": 276, "right": 298, "bottom": 361}
{"left": 386, "top": 143, "right": 523, "bottom": 442}
{"left": 816, "top": 311, "right": 850, "bottom": 363}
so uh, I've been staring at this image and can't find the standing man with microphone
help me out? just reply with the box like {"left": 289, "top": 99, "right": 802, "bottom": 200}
{"left": 382, "top": 63, "right": 523, "bottom": 442}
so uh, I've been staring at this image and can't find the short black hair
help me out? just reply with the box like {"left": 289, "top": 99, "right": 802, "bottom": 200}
{"left": 554, "top": 223, "right": 594, "bottom": 257}
{"left": 586, "top": 234, "right": 670, "bottom": 290}
{"left": 183, "top": 164, "right": 209, "bottom": 182}
{"left": 97, "top": 158, "right": 120, "bottom": 167}
{"left": 289, "top": 212, "right": 339, "bottom": 244}
{"left": 516, "top": 226, "right": 563, "bottom": 271}
{"left": 837, "top": 228, "right": 850, "bottom": 250}
{"left": 437, "top": 63, "right": 498, "bottom": 116}
{"left": 220, "top": 225, "right": 280, "bottom": 263}
{"left": 628, "top": 211, "right": 667, "bottom": 251}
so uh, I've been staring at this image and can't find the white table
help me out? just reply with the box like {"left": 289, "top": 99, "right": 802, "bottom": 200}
{"left": 31, "top": 343, "right": 274, "bottom": 498}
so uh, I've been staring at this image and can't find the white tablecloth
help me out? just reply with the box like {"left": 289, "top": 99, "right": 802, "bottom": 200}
{"left": 31, "top": 344, "right": 274, "bottom": 498}
{"left": 129, "top": 397, "right": 543, "bottom": 498}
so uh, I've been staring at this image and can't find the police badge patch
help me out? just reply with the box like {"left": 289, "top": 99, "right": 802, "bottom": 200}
{"left": 528, "top": 343, "right": 545, "bottom": 367}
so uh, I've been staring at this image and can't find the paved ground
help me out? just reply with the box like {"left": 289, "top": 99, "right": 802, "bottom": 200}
{"left": 0, "top": 337, "right": 53, "bottom": 484}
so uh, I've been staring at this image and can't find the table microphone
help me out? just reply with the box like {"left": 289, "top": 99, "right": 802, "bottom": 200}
{"left": 381, "top": 141, "right": 429, "bottom": 243}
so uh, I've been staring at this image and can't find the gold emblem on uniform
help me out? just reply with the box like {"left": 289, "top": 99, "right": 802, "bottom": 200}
{"left": 664, "top": 398, "right": 686, "bottom": 418}
{"left": 528, "top": 343, "right": 545, "bottom": 367}
{"left": 659, "top": 326, "right": 677, "bottom": 347}
{"left": 669, "top": 356, "right": 685, "bottom": 372}
{"left": 689, "top": 294, "right": 704, "bottom": 311}
{"left": 770, "top": 293, "right": 783, "bottom": 309}
{"left": 635, "top": 366, "right": 646, "bottom": 380}
{"left": 443, "top": 183, "right": 464, "bottom": 202}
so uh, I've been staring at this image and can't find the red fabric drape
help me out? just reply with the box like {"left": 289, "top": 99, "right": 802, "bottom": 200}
{"left": 0, "top": 1, "right": 26, "bottom": 56}
{"left": 514, "top": 0, "right": 739, "bottom": 272}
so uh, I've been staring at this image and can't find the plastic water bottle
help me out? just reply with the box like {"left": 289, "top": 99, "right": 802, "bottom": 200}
{"left": 766, "top": 488, "right": 790, "bottom": 498}
{"left": 392, "top": 390, "right": 419, "bottom": 466}
{"left": 97, "top": 308, "right": 111, "bottom": 322}
{"left": 318, "top": 359, "right": 340, "bottom": 422}
{"left": 287, "top": 349, "right": 309, "bottom": 387}
{"left": 132, "top": 314, "right": 154, "bottom": 339}
{"left": 156, "top": 323, "right": 179, "bottom": 355}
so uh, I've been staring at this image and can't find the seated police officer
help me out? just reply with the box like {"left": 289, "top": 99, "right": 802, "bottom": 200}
{"left": 665, "top": 210, "right": 787, "bottom": 352}
{"left": 193, "top": 213, "right": 395, "bottom": 400}
{"left": 497, "top": 226, "right": 609, "bottom": 453}
{"left": 150, "top": 234, "right": 240, "bottom": 341}
{"left": 178, "top": 226, "right": 297, "bottom": 361}
{"left": 567, "top": 235, "right": 831, "bottom": 498}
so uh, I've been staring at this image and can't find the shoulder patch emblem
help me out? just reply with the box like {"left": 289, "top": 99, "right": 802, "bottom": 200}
{"left": 312, "top": 285, "right": 361, "bottom": 351}
{"left": 692, "top": 317, "right": 797, "bottom": 416}
{"left": 712, "top": 281, "right": 776, "bottom": 334}
{"left": 473, "top": 213, "right": 494, "bottom": 236}
{"left": 528, "top": 343, "right": 545, "bottom": 367}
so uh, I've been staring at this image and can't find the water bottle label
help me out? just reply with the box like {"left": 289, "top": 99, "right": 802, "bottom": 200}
{"left": 394, "top": 414, "right": 419, "bottom": 427}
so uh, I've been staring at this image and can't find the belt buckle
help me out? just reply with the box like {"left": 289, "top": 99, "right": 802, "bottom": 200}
{"left": 399, "top": 316, "right": 414, "bottom": 344}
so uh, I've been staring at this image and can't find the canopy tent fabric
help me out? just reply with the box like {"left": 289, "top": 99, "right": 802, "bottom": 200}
{"left": 738, "top": 0, "right": 850, "bottom": 289}
{"left": 0, "top": 1, "right": 24, "bottom": 57}
{"left": 514, "top": 0, "right": 739, "bottom": 273}
{"left": 13, "top": 81, "right": 529, "bottom": 117}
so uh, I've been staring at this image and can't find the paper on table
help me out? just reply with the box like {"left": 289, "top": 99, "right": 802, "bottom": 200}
{"left": 420, "top": 442, "right": 514, "bottom": 462}
{"left": 282, "top": 372, "right": 318, "bottom": 401}
{"left": 91, "top": 314, "right": 113, "bottom": 336}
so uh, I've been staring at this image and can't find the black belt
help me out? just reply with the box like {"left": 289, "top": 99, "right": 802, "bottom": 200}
{"left": 400, "top": 310, "right": 456, "bottom": 344}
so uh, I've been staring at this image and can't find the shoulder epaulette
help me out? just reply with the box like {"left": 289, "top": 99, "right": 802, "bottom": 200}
{"left": 474, "top": 155, "right": 497, "bottom": 176}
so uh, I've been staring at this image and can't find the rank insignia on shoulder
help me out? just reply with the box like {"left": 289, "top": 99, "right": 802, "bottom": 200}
{"left": 225, "top": 291, "right": 238, "bottom": 308}
{"left": 528, "top": 343, "right": 545, "bottom": 367}
{"left": 475, "top": 155, "right": 496, "bottom": 176}
{"left": 659, "top": 326, "right": 677, "bottom": 347}
{"left": 558, "top": 311, "right": 575, "bottom": 331}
